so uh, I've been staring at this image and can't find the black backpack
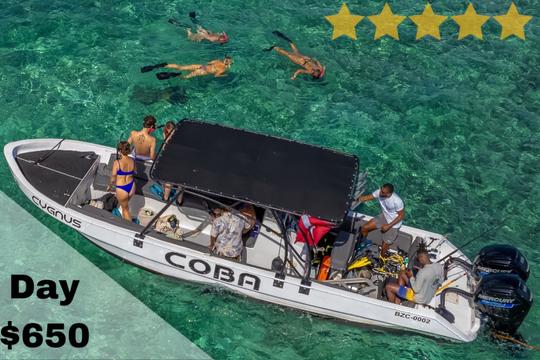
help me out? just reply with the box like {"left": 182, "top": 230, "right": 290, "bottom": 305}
{"left": 98, "top": 193, "right": 118, "bottom": 211}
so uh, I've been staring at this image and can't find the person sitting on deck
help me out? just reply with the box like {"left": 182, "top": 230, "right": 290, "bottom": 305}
{"left": 128, "top": 115, "right": 157, "bottom": 161}
{"left": 385, "top": 245, "right": 444, "bottom": 305}
{"left": 238, "top": 203, "right": 257, "bottom": 234}
{"left": 356, "top": 183, "right": 405, "bottom": 258}
{"left": 209, "top": 206, "right": 251, "bottom": 261}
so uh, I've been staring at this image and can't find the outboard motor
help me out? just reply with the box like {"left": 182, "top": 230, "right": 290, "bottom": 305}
{"left": 473, "top": 245, "right": 529, "bottom": 281}
{"left": 474, "top": 273, "right": 533, "bottom": 334}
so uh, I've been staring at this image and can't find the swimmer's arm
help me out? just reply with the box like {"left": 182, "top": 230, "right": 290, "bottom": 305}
{"left": 291, "top": 69, "right": 308, "bottom": 80}
{"left": 214, "top": 71, "right": 227, "bottom": 77}
{"left": 127, "top": 131, "right": 134, "bottom": 144}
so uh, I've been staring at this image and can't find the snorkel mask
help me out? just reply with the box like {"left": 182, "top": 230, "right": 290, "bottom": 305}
{"left": 219, "top": 33, "right": 229, "bottom": 44}
{"left": 313, "top": 66, "right": 325, "bottom": 79}
{"left": 148, "top": 125, "right": 156, "bottom": 134}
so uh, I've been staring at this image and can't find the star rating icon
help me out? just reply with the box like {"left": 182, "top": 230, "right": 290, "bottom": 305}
{"left": 494, "top": 2, "right": 533, "bottom": 40}
{"left": 325, "top": 3, "right": 363, "bottom": 40}
{"left": 325, "top": 2, "right": 533, "bottom": 41}
{"left": 452, "top": 4, "right": 490, "bottom": 40}
{"left": 368, "top": 3, "right": 406, "bottom": 40}
{"left": 409, "top": 4, "right": 447, "bottom": 40}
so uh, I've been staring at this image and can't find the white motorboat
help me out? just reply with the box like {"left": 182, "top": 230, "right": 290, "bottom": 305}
{"left": 4, "top": 120, "right": 532, "bottom": 342}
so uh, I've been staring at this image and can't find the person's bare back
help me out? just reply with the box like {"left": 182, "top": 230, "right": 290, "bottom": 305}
{"left": 127, "top": 115, "right": 157, "bottom": 160}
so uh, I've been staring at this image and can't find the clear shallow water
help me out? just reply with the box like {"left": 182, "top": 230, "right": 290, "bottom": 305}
{"left": 1, "top": 0, "right": 539, "bottom": 359}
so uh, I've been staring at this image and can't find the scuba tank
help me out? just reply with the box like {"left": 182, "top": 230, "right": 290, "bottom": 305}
{"left": 317, "top": 256, "right": 332, "bottom": 281}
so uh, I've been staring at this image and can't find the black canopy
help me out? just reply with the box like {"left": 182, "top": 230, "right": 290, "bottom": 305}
{"left": 151, "top": 120, "right": 359, "bottom": 223}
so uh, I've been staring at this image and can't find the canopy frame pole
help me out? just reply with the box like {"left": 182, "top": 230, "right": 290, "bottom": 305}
{"left": 271, "top": 210, "right": 304, "bottom": 278}
{"left": 297, "top": 224, "right": 314, "bottom": 282}
{"left": 135, "top": 190, "right": 182, "bottom": 239}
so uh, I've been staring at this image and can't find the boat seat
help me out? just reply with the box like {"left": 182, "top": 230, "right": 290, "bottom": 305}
{"left": 71, "top": 204, "right": 208, "bottom": 253}
{"left": 365, "top": 228, "right": 413, "bottom": 253}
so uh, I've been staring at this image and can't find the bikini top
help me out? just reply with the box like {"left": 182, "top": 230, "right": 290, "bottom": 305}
{"left": 116, "top": 160, "right": 135, "bottom": 176}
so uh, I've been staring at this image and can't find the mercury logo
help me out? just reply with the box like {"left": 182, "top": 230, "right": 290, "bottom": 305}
{"left": 478, "top": 294, "right": 514, "bottom": 304}
{"left": 477, "top": 266, "right": 512, "bottom": 273}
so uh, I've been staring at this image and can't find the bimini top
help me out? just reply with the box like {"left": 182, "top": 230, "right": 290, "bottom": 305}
{"left": 151, "top": 120, "right": 359, "bottom": 223}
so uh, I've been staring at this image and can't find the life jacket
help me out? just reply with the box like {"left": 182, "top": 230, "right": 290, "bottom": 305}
{"left": 295, "top": 215, "right": 333, "bottom": 246}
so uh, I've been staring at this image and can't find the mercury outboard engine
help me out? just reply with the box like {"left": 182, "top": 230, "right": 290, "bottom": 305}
{"left": 473, "top": 245, "right": 529, "bottom": 281}
{"left": 474, "top": 273, "right": 533, "bottom": 334}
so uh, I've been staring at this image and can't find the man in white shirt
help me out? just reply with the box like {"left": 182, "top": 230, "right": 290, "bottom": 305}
{"left": 357, "top": 183, "right": 405, "bottom": 257}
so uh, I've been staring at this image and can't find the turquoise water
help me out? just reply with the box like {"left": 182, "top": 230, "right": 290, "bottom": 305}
{"left": 1, "top": 0, "right": 539, "bottom": 358}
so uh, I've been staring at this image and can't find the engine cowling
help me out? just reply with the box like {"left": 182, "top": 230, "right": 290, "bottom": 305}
{"left": 473, "top": 245, "right": 529, "bottom": 281}
{"left": 474, "top": 273, "right": 532, "bottom": 334}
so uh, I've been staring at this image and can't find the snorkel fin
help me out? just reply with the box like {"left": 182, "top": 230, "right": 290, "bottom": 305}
{"left": 262, "top": 45, "right": 276, "bottom": 52}
{"left": 189, "top": 11, "right": 199, "bottom": 24}
{"left": 156, "top": 72, "right": 182, "bottom": 80}
{"left": 141, "top": 63, "right": 168, "bottom": 73}
{"left": 272, "top": 30, "right": 293, "bottom": 44}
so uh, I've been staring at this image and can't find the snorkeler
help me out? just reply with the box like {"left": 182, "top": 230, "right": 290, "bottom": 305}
{"left": 265, "top": 31, "right": 325, "bottom": 80}
{"left": 187, "top": 25, "right": 228, "bottom": 44}
{"left": 168, "top": 12, "right": 228, "bottom": 44}
{"left": 141, "top": 57, "right": 233, "bottom": 80}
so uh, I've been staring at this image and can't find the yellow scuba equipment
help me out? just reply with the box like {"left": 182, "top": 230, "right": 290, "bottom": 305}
{"left": 348, "top": 256, "right": 371, "bottom": 271}
{"left": 372, "top": 253, "right": 405, "bottom": 276}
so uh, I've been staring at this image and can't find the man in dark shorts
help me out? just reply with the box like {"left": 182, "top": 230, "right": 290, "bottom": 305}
{"left": 357, "top": 183, "right": 405, "bottom": 257}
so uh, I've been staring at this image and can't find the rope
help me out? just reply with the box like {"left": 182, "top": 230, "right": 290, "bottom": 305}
{"left": 33, "top": 139, "right": 65, "bottom": 164}
{"left": 492, "top": 331, "right": 540, "bottom": 351}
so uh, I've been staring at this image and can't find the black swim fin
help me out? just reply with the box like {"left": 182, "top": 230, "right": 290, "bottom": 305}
{"left": 272, "top": 30, "right": 293, "bottom": 44}
{"left": 156, "top": 72, "right": 182, "bottom": 80}
{"left": 141, "top": 63, "right": 168, "bottom": 73}
{"left": 263, "top": 45, "right": 276, "bottom": 52}
{"left": 189, "top": 11, "right": 199, "bottom": 24}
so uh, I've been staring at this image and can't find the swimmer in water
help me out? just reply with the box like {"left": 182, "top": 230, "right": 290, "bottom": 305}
{"left": 163, "top": 56, "right": 233, "bottom": 79}
{"left": 168, "top": 13, "right": 229, "bottom": 45}
{"left": 187, "top": 25, "right": 228, "bottom": 44}
{"left": 265, "top": 31, "right": 325, "bottom": 80}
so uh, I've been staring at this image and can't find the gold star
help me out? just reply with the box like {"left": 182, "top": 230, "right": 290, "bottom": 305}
{"left": 451, "top": 4, "right": 490, "bottom": 40}
{"left": 409, "top": 4, "right": 448, "bottom": 40}
{"left": 494, "top": 3, "right": 532, "bottom": 40}
{"left": 325, "top": 3, "right": 364, "bottom": 40}
{"left": 368, "top": 3, "right": 406, "bottom": 40}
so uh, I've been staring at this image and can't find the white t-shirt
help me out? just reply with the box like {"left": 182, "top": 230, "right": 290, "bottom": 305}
{"left": 372, "top": 189, "right": 404, "bottom": 228}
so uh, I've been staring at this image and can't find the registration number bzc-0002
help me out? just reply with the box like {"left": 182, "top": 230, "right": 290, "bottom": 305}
{"left": 394, "top": 311, "right": 431, "bottom": 324}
